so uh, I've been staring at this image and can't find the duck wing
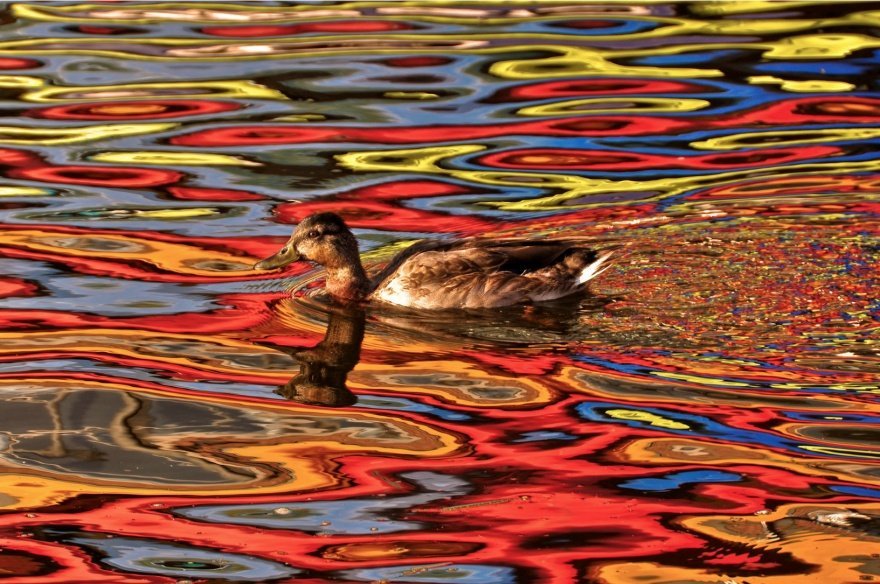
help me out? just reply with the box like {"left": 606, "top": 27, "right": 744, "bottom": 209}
{"left": 463, "top": 239, "right": 577, "bottom": 272}
{"left": 368, "top": 238, "right": 462, "bottom": 292}
{"left": 370, "top": 238, "right": 581, "bottom": 289}
{"left": 370, "top": 238, "right": 611, "bottom": 309}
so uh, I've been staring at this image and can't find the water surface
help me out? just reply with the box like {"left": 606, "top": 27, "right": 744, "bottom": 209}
{"left": 0, "top": 2, "right": 879, "bottom": 583}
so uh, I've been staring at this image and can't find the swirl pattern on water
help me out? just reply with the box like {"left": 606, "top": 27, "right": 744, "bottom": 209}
{"left": 0, "top": 2, "right": 878, "bottom": 582}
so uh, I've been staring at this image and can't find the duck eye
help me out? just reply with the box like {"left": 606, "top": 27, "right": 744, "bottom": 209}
{"left": 308, "top": 229, "right": 320, "bottom": 239}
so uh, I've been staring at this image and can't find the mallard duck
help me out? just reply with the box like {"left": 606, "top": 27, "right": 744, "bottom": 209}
{"left": 254, "top": 212, "right": 613, "bottom": 309}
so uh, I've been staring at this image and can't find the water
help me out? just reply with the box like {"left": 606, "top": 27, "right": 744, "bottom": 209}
{"left": 0, "top": 1, "right": 878, "bottom": 582}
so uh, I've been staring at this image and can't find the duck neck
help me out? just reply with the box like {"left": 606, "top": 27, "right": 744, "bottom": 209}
{"left": 324, "top": 252, "right": 370, "bottom": 302}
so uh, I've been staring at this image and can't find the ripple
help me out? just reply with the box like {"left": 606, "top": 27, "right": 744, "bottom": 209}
{"left": 2, "top": 3, "right": 879, "bottom": 582}
{"left": 45, "top": 530, "right": 300, "bottom": 581}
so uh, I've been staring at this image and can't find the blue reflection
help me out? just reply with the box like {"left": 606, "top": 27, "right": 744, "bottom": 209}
{"left": 619, "top": 469, "right": 742, "bottom": 492}
{"left": 341, "top": 564, "right": 516, "bottom": 583}
{"left": 176, "top": 472, "right": 470, "bottom": 534}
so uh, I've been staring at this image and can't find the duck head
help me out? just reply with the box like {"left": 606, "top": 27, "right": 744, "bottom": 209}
{"left": 255, "top": 212, "right": 370, "bottom": 302}
{"left": 254, "top": 212, "right": 360, "bottom": 271}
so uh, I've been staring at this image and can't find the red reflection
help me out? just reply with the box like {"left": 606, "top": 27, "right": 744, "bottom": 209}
{"left": 71, "top": 25, "right": 146, "bottom": 35}
{"left": 8, "top": 166, "right": 183, "bottom": 188}
{"left": 0, "top": 223, "right": 286, "bottom": 286}
{"left": 272, "top": 179, "right": 493, "bottom": 233}
{"left": 500, "top": 79, "right": 705, "bottom": 101}
{"left": 29, "top": 100, "right": 240, "bottom": 120}
{"left": 0, "top": 57, "right": 39, "bottom": 69}
{"left": 275, "top": 199, "right": 497, "bottom": 234}
{"left": 167, "top": 186, "right": 266, "bottom": 202}
{"left": 341, "top": 179, "right": 472, "bottom": 200}
{"left": 479, "top": 146, "right": 840, "bottom": 171}
{"left": 172, "top": 96, "right": 880, "bottom": 148}
{"left": 0, "top": 148, "right": 42, "bottom": 167}
{"left": 0, "top": 277, "right": 38, "bottom": 299}
{"left": 380, "top": 56, "right": 455, "bottom": 67}
{"left": 734, "top": 96, "right": 880, "bottom": 124}
{"left": 170, "top": 116, "right": 689, "bottom": 146}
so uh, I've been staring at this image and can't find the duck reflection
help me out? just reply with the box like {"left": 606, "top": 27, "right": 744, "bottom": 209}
{"left": 274, "top": 306, "right": 365, "bottom": 407}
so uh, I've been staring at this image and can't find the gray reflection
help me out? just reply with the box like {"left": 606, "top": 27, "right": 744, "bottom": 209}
{"left": 0, "top": 377, "right": 434, "bottom": 486}
{"left": 176, "top": 471, "right": 470, "bottom": 534}
{"left": 0, "top": 386, "right": 258, "bottom": 484}
{"left": 40, "top": 528, "right": 299, "bottom": 581}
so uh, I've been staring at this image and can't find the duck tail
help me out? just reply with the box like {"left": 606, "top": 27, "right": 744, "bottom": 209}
{"left": 577, "top": 250, "right": 614, "bottom": 285}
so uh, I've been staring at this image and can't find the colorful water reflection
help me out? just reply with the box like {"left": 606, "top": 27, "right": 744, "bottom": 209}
{"left": 0, "top": 2, "right": 878, "bottom": 582}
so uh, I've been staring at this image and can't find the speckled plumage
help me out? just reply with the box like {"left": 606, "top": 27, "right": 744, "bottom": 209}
{"left": 255, "top": 213, "right": 613, "bottom": 309}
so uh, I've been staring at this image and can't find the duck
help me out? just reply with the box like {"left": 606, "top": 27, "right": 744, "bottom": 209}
{"left": 254, "top": 212, "right": 614, "bottom": 309}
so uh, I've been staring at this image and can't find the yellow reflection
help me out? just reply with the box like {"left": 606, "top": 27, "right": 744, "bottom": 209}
{"left": 383, "top": 91, "right": 439, "bottom": 100}
{"left": 692, "top": 128, "right": 880, "bottom": 150}
{"left": 338, "top": 145, "right": 590, "bottom": 199}
{"left": 620, "top": 30, "right": 880, "bottom": 61}
{"left": 560, "top": 366, "right": 866, "bottom": 412}
{"left": 799, "top": 445, "right": 880, "bottom": 459}
{"left": 653, "top": 371, "right": 753, "bottom": 387}
{"left": 361, "top": 239, "right": 419, "bottom": 264}
{"left": 353, "top": 361, "right": 553, "bottom": 408}
{"left": 763, "top": 33, "right": 880, "bottom": 59}
{"left": 0, "top": 329, "right": 291, "bottom": 380}
{"left": 748, "top": 75, "right": 855, "bottom": 92}
{"left": 606, "top": 409, "right": 690, "bottom": 430}
{"left": 692, "top": 1, "right": 836, "bottom": 15}
{"left": 337, "top": 144, "right": 484, "bottom": 173}
{"left": 0, "top": 186, "right": 50, "bottom": 196}
{"left": 480, "top": 160, "right": 880, "bottom": 211}
{"left": 0, "top": 123, "right": 177, "bottom": 145}
{"left": 134, "top": 208, "right": 220, "bottom": 219}
{"left": 0, "top": 75, "right": 42, "bottom": 88}
{"left": 24, "top": 79, "right": 284, "bottom": 102}
{"left": 13, "top": 2, "right": 360, "bottom": 23}
{"left": 490, "top": 45, "right": 722, "bottom": 79}
{"left": 517, "top": 97, "right": 710, "bottom": 116}
{"left": 338, "top": 142, "right": 880, "bottom": 212}
{"left": 5, "top": 7, "right": 880, "bottom": 66}
{"left": 273, "top": 113, "right": 327, "bottom": 122}
{"left": 771, "top": 381, "right": 880, "bottom": 392}
{"left": 90, "top": 151, "right": 260, "bottom": 166}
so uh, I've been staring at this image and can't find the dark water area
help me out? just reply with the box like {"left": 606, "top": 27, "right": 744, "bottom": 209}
{"left": 0, "top": 1, "right": 878, "bottom": 582}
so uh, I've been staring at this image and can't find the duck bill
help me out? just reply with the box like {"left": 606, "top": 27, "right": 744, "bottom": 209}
{"left": 254, "top": 245, "right": 301, "bottom": 270}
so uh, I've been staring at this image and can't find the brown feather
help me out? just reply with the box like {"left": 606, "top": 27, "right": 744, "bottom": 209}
{"left": 370, "top": 241, "right": 606, "bottom": 309}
